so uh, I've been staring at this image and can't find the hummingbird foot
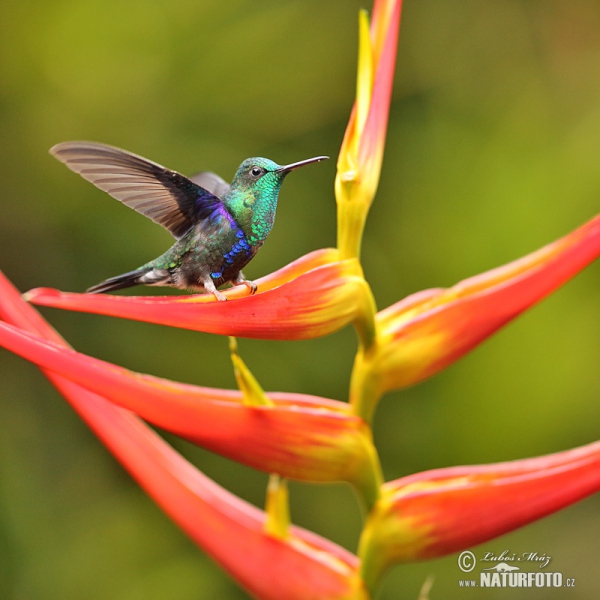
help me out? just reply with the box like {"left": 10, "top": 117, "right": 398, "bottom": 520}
{"left": 242, "top": 280, "right": 257, "bottom": 295}
{"left": 231, "top": 272, "right": 257, "bottom": 296}
{"left": 201, "top": 277, "right": 228, "bottom": 302}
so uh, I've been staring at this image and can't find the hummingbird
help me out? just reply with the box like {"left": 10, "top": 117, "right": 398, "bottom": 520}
{"left": 50, "top": 142, "right": 328, "bottom": 301}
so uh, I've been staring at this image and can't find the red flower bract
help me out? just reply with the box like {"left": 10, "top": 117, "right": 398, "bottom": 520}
{"left": 0, "top": 318, "right": 382, "bottom": 505}
{"left": 24, "top": 249, "right": 374, "bottom": 341}
{"left": 336, "top": 0, "right": 402, "bottom": 260}
{"left": 358, "top": 442, "right": 600, "bottom": 589}
{"left": 350, "top": 213, "right": 600, "bottom": 420}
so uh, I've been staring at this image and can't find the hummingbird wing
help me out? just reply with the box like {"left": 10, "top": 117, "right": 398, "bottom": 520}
{"left": 189, "top": 171, "right": 230, "bottom": 198}
{"left": 50, "top": 141, "right": 224, "bottom": 239}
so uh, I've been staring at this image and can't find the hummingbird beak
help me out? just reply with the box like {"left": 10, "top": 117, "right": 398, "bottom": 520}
{"left": 276, "top": 156, "right": 329, "bottom": 174}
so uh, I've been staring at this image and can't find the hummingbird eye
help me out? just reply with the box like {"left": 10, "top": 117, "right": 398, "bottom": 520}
{"left": 250, "top": 166, "right": 264, "bottom": 178}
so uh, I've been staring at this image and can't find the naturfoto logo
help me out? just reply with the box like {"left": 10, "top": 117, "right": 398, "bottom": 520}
{"left": 458, "top": 550, "right": 576, "bottom": 590}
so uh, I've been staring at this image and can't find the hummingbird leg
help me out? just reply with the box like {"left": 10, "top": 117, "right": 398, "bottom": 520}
{"left": 231, "top": 271, "right": 257, "bottom": 295}
{"left": 201, "top": 277, "right": 228, "bottom": 302}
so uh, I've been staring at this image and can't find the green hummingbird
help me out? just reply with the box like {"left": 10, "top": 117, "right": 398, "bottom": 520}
{"left": 50, "top": 142, "right": 328, "bottom": 301}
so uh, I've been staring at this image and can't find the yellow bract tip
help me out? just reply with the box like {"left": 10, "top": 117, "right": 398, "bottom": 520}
{"left": 265, "top": 474, "right": 290, "bottom": 539}
{"left": 229, "top": 336, "right": 273, "bottom": 407}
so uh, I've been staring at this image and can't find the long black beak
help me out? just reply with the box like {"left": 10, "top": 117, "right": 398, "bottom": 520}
{"left": 276, "top": 155, "right": 329, "bottom": 174}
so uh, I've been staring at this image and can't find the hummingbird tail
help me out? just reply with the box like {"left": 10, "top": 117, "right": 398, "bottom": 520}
{"left": 86, "top": 267, "right": 154, "bottom": 294}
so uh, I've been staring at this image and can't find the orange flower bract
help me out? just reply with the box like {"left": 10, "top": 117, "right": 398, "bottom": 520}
{"left": 25, "top": 249, "right": 376, "bottom": 344}
{"left": 351, "top": 214, "right": 600, "bottom": 420}
{"left": 0, "top": 317, "right": 382, "bottom": 506}
{"left": 358, "top": 442, "right": 600, "bottom": 589}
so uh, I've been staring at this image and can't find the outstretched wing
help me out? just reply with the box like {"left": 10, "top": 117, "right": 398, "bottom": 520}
{"left": 189, "top": 171, "right": 230, "bottom": 198}
{"left": 50, "top": 141, "right": 224, "bottom": 239}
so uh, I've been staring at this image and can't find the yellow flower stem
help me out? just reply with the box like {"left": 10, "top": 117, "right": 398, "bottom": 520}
{"left": 357, "top": 492, "right": 430, "bottom": 597}
{"left": 354, "top": 426, "right": 384, "bottom": 510}
{"left": 349, "top": 341, "right": 384, "bottom": 423}
{"left": 340, "top": 259, "right": 381, "bottom": 422}
{"left": 352, "top": 273, "right": 378, "bottom": 352}
{"left": 357, "top": 529, "right": 388, "bottom": 596}
{"left": 336, "top": 178, "right": 370, "bottom": 262}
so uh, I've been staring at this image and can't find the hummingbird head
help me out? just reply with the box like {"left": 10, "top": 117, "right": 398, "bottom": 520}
{"left": 229, "top": 155, "right": 328, "bottom": 200}
{"left": 226, "top": 154, "right": 328, "bottom": 244}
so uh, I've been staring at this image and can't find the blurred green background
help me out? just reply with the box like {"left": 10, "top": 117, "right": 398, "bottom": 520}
{"left": 1, "top": 0, "right": 600, "bottom": 598}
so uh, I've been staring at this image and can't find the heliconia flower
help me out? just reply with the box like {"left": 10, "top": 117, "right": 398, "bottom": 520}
{"left": 357, "top": 441, "right": 600, "bottom": 593}
{"left": 0, "top": 270, "right": 370, "bottom": 600}
{"left": 0, "top": 312, "right": 383, "bottom": 508}
{"left": 336, "top": 0, "right": 402, "bottom": 259}
{"left": 25, "top": 248, "right": 376, "bottom": 346}
{"left": 350, "top": 213, "right": 600, "bottom": 420}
